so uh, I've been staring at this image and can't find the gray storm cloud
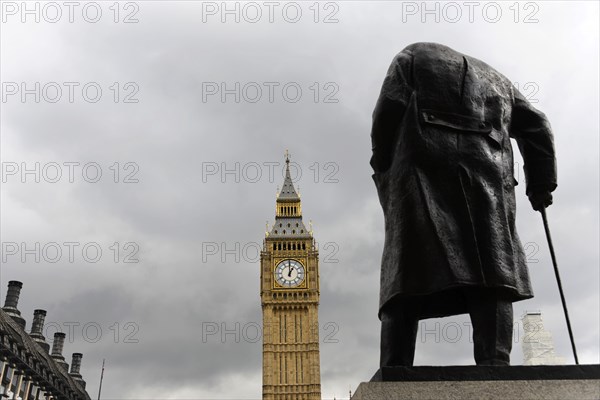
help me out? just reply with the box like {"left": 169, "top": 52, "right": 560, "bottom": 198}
{"left": 1, "top": 2, "right": 598, "bottom": 398}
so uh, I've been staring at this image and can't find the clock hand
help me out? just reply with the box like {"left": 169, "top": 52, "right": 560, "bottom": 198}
{"left": 287, "top": 260, "right": 293, "bottom": 277}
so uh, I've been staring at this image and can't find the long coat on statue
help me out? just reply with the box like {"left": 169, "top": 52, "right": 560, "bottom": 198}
{"left": 371, "top": 42, "right": 557, "bottom": 319}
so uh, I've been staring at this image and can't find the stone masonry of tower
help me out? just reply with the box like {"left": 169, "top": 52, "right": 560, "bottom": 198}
{"left": 522, "top": 311, "right": 566, "bottom": 365}
{"left": 260, "top": 154, "right": 322, "bottom": 400}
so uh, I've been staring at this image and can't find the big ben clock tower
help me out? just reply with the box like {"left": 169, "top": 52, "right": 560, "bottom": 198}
{"left": 260, "top": 152, "right": 321, "bottom": 400}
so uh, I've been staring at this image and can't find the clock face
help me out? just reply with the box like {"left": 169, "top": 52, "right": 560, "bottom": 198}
{"left": 275, "top": 259, "right": 305, "bottom": 288}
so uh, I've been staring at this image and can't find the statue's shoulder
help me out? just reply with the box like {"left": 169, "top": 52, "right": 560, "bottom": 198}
{"left": 400, "top": 42, "right": 494, "bottom": 68}
{"left": 403, "top": 41, "right": 448, "bottom": 51}
{"left": 399, "top": 42, "right": 513, "bottom": 88}
{"left": 400, "top": 42, "right": 457, "bottom": 57}
{"left": 394, "top": 42, "right": 465, "bottom": 69}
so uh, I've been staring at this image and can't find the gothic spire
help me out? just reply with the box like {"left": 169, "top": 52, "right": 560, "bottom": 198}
{"left": 268, "top": 150, "right": 311, "bottom": 238}
{"left": 277, "top": 149, "right": 300, "bottom": 202}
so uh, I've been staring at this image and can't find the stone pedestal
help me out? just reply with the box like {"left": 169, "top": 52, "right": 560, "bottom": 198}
{"left": 352, "top": 365, "right": 600, "bottom": 400}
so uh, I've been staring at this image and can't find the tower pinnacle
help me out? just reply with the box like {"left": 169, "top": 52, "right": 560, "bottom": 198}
{"left": 268, "top": 151, "right": 310, "bottom": 238}
{"left": 277, "top": 151, "right": 300, "bottom": 202}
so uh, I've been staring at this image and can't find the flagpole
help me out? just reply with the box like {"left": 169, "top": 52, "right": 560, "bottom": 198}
{"left": 97, "top": 359, "right": 105, "bottom": 400}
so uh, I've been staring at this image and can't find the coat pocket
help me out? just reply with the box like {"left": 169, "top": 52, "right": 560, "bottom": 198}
{"left": 421, "top": 109, "right": 503, "bottom": 149}
{"left": 421, "top": 109, "right": 492, "bottom": 133}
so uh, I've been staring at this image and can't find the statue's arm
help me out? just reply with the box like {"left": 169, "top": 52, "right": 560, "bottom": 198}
{"left": 370, "top": 50, "right": 414, "bottom": 173}
{"left": 510, "top": 89, "right": 557, "bottom": 208}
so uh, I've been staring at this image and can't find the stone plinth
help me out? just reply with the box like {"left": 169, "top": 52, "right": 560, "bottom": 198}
{"left": 352, "top": 365, "right": 600, "bottom": 400}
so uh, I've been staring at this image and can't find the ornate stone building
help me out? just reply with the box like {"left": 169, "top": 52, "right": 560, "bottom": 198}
{"left": 522, "top": 311, "right": 566, "bottom": 365}
{"left": 0, "top": 281, "right": 91, "bottom": 399}
{"left": 260, "top": 154, "right": 321, "bottom": 400}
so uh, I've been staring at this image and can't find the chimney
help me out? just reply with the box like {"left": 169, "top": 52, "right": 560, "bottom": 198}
{"left": 70, "top": 353, "right": 87, "bottom": 389}
{"left": 70, "top": 353, "right": 83, "bottom": 375}
{"left": 30, "top": 309, "right": 51, "bottom": 353}
{"left": 2, "top": 280, "right": 26, "bottom": 329}
{"left": 51, "top": 332, "right": 69, "bottom": 371}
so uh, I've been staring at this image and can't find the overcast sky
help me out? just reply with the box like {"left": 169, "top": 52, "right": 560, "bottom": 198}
{"left": 1, "top": 1, "right": 598, "bottom": 399}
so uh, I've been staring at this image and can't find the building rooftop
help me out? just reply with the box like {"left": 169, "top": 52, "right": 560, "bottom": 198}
{"left": 0, "top": 281, "right": 91, "bottom": 400}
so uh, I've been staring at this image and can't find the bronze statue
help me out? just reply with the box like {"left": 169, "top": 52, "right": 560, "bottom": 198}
{"left": 370, "top": 42, "right": 557, "bottom": 367}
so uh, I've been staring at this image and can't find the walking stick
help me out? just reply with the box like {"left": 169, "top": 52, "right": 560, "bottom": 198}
{"left": 540, "top": 207, "right": 579, "bottom": 364}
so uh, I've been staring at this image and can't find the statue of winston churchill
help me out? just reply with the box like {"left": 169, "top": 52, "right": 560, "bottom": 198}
{"left": 370, "top": 42, "right": 557, "bottom": 367}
